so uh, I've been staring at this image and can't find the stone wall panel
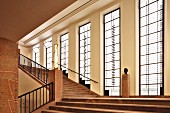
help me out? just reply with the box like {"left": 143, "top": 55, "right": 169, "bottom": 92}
{"left": 0, "top": 38, "right": 18, "bottom": 113}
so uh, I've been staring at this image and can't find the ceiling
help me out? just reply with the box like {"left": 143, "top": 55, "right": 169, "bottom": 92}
{"left": 0, "top": 0, "right": 77, "bottom": 42}
{"left": 18, "top": 0, "right": 117, "bottom": 47}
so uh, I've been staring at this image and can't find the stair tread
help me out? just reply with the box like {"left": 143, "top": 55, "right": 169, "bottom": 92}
{"left": 62, "top": 97, "right": 170, "bottom": 106}
{"left": 62, "top": 97, "right": 170, "bottom": 101}
{"left": 42, "top": 110, "right": 73, "bottom": 113}
{"left": 49, "top": 105, "right": 155, "bottom": 113}
{"left": 63, "top": 92, "right": 97, "bottom": 94}
{"left": 58, "top": 101, "right": 170, "bottom": 108}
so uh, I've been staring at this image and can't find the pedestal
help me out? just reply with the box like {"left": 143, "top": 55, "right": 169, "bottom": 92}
{"left": 122, "top": 74, "right": 130, "bottom": 98}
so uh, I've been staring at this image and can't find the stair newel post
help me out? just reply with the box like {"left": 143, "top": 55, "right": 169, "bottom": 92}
{"left": 47, "top": 69, "right": 63, "bottom": 102}
{"left": 55, "top": 69, "right": 63, "bottom": 101}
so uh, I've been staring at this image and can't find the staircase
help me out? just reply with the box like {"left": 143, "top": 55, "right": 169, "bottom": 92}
{"left": 60, "top": 64, "right": 98, "bottom": 89}
{"left": 63, "top": 76, "right": 98, "bottom": 98}
{"left": 42, "top": 97, "right": 170, "bottom": 113}
{"left": 18, "top": 55, "right": 170, "bottom": 113}
{"left": 42, "top": 75, "right": 170, "bottom": 113}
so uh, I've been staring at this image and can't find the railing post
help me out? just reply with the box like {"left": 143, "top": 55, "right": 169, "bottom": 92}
{"left": 18, "top": 53, "right": 20, "bottom": 66}
{"left": 20, "top": 97, "right": 22, "bottom": 113}
{"left": 46, "top": 69, "right": 48, "bottom": 83}
{"left": 52, "top": 82, "right": 54, "bottom": 100}
{"left": 25, "top": 95, "right": 26, "bottom": 113}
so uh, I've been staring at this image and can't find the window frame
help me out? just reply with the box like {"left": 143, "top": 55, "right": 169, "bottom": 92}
{"left": 44, "top": 37, "right": 52, "bottom": 70}
{"left": 79, "top": 22, "right": 91, "bottom": 84}
{"left": 139, "top": 0, "right": 164, "bottom": 96}
{"left": 60, "top": 33, "right": 69, "bottom": 73}
{"left": 103, "top": 8, "right": 121, "bottom": 96}
{"left": 33, "top": 44, "right": 40, "bottom": 64}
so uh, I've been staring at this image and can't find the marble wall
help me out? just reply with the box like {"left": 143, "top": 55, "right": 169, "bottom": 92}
{"left": 0, "top": 38, "right": 18, "bottom": 113}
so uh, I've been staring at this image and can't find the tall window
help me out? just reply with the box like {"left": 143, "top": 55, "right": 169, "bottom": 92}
{"left": 104, "top": 9, "right": 120, "bottom": 96}
{"left": 79, "top": 23, "right": 91, "bottom": 85}
{"left": 33, "top": 44, "right": 40, "bottom": 64}
{"left": 60, "top": 33, "right": 69, "bottom": 73}
{"left": 44, "top": 37, "right": 52, "bottom": 69}
{"left": 139, "top": 0, "right": 164, "bottom": 95}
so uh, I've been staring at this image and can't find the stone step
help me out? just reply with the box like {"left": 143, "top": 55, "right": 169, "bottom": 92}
{"left": 62, "top": 98, "right": 170, "bottom": 106}
{"left": 63, "top": 96, "right": 97, "bottom": 98}
{"left": 63, "top": 85, "right": 88, "bottom": 91}
{"left": 63, "top": 91, "right": 97, "bottom": 94}
{"left": 63, "top": 88, "right": 92, "bottom": 91}
{"left": 56, "top": 101, "right": 170, "bottom": 112}
{"left": 62, "top": 95, "right": 97, "bottom": 98}
{"left": 63, "top": 94, "right": 97, "bottom": 96}
{"left": 48, "top": 105, "right": 155, "bottom": 113}
{"left": 42, "top": 110, "right": 73, "bottom": 113}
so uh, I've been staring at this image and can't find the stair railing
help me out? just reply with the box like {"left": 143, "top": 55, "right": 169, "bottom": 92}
{"left": 59, "top": 64, "right": 98, "bottom": 83}
{"left": 19, "top": 54, "right": 49, "bottom": 84}
{"left": 18, "top": 82, "right": 54, "bottom": 113}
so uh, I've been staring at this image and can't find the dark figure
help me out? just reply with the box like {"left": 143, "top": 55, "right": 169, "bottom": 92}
{"left": 124, "top": 68, "right": 128, "bottom": 74}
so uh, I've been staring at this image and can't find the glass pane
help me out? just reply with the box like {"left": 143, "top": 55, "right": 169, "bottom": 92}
{"left": 139, "top": 0, "right": 164, "bottom": 95}
{"left": 104, "top": 9, "right": 120, "bottom": 96}
{"left": 79, "top": 23, "right": 91, "bottom": 86}
{"left": 60, "top": 33, "right": 69, "bottom": 71}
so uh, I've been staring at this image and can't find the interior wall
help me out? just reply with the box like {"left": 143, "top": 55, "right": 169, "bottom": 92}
{"left": 39, "top": 42, "right": 45, "bottom": 67}
{"left": 121, "top": 0, "right": 136, "bottom": 96}
{"left": 18, "top": 68, "right": 42, "bottom": 95}
{"left": 68, "top": 24, "right": 79, "bottom": 82}
{"left": 18, "top": 45, "right": 32, "bottom": 59}
{"left": 0, "top": 38, "right": 18, "bottom": 113}
{"left": 90, "top": 11, "right": 101, "bottom": 95}
{"left": 164, "top": 0, "right": 170, "bottom": 95}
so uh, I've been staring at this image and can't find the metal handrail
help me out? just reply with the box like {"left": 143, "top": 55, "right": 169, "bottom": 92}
{"left": 18, "top": 82, "right": 54, "bottom": 113}
{"left": 59, "top": 64, "right": 98, "bottom": 83}
{"left": 19, "top": 54, "right": 49, "bottom": 84}
{"left": 19, "top": 54, "right": 47, "bottom": 69}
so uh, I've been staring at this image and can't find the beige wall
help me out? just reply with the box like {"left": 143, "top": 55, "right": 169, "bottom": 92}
{"left": 21, "top": 0, "right": 170, "bottom": 96}
{"left": 164, "top": 0, "right": 170, "bottom": 95}
{"left": 18, "top": 45, "right": 32, "bottom": 59}
{"left": 18, "top": 68, "right": 42, "bottom": 95}
{"left": 68, "top": 24, "right": 79, "bottom": 82}
{"left": 40, "top": 42, "right": 45, "bottom": 67}
{"left": 121, "top": 0, "right": 136, "bottom": 95}
{"left": 90, "top": 11, "right": 101, "bottom": 95}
